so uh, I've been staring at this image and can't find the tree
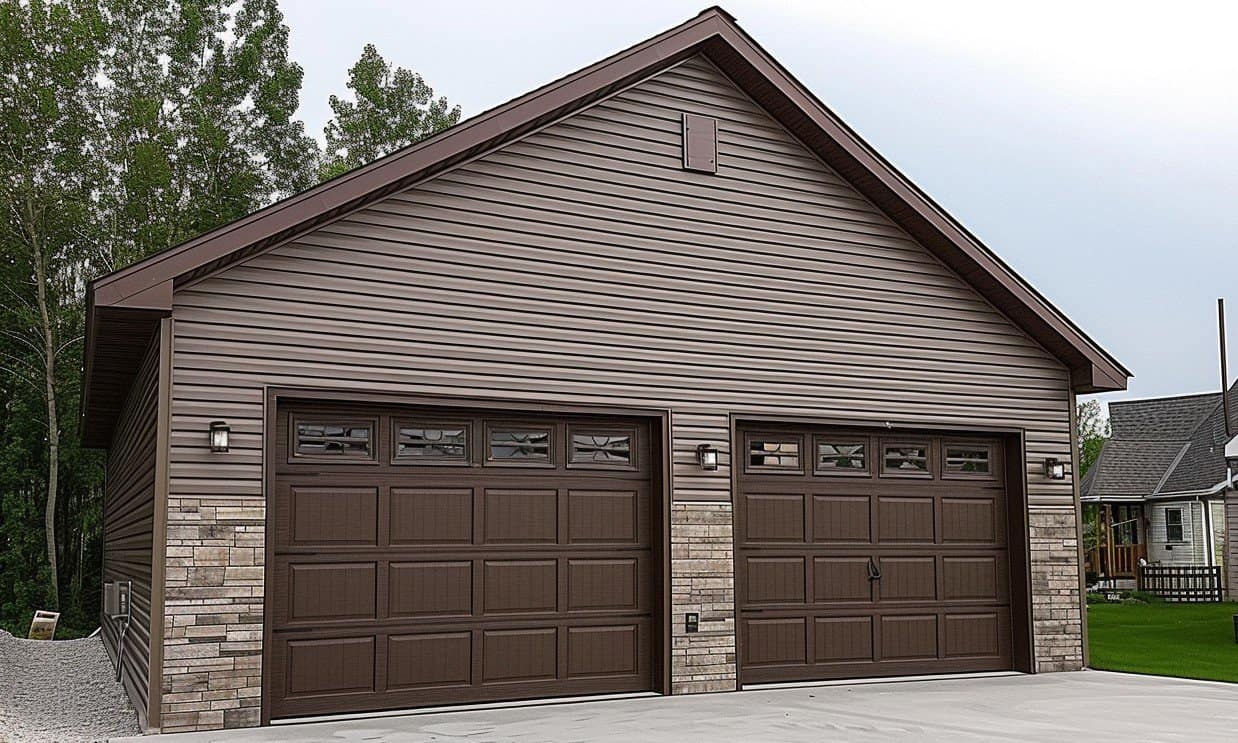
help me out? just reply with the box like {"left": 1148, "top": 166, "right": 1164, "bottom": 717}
{"left": 1077, "top": 399, "right": 1110, "bottom": 476}
{"left": 96, "top": 0, "right": 319, "bottom": 271}
{"left": 319, "top": 44, "right": 461, "bottom": 180}
{"left": 0, "top": 0, "right": 107, "bottom": 611}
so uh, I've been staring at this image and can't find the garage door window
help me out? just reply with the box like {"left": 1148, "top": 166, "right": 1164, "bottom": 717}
{"left": 881, "top": 442, "right": 930, "bottom": 477}
{"left": 569, "top": 429, "right": 635, "bottom": 468}
{"left": 746, "top": 435, "right": 802, "bottom": 472}
{"left": 943, "top": 443, "right": 993, "bottom": 478}
{"left": 394, "top": 422, "right": 469, "bottom": 463}
{"left": 488, "top": 425, "right": 553, "bottom": 464}
{"left": 293, "top": 419, "right": 374, "bottom": 460}
{"left": 814, "top": 438, "right": 869, "bottom": 475}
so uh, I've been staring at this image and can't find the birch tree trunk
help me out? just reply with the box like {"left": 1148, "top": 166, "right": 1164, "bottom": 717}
{"left": 28, "top": 199, "right": 59, "bottom": 610}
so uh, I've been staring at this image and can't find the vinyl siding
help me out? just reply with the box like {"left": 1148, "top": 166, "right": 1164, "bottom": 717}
{"left": 161, "top": 55, "right": 1081, "bottom": 721}
{"left": 169, "top": 56, "right": 1074, "bottom": 497}
{"left": 1147, "top": 501, "right": 1206, "bottom": 566}
{"left": 102, "top": 331, "right": 159, "bottom": 728}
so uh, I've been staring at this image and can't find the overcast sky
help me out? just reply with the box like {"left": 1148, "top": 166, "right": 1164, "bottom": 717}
{"left": 282, "top": 1, "right": 1237, "bottom": 409}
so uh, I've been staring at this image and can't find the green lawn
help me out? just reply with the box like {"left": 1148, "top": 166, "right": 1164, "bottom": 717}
{"left": 1088, "top": 601, "right": 1238, "bottom": 683}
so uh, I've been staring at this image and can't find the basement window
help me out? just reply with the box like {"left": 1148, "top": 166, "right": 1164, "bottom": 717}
{"left": 1166, "top": 508, "right": 1184, "bottom": 543}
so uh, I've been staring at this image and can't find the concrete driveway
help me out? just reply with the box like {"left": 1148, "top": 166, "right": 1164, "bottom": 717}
{"left": 116, "top": 671, "right": 1238, "bottom": 742}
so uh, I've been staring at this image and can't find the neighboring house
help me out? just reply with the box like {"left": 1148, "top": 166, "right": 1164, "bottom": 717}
{"left": 82, "top": 8, "right": 1129, "bottom": 735}
{"left": 1081, "top": 387, "right": 1237, "bottom": 590}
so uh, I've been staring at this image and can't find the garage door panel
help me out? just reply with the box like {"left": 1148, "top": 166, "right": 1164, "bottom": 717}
{"left": 942, "top": 556, "right": 1005, "bottom": 602}
{"left": 744, "top": 617, "right": 807, "bottom": 667}
{"left": 567, "top": 489, "right": 644, "bottom": 545}
{"left": 387, "top": 632, "right": 473, "bottom": 691}
{"left": 878, "top": 557, "right": 937, "bottom": 602}
{"left": 483, "top": 490, "right": 558, "bottom": 544}
{"left": 567, "top": 624, "right": 641, "bottom": 679}
{"left": 943, "top": 613, "right": 1006, "bottom": 659}
{"left": 746, "top": 556, "right": 806, "bottom": 604}
{"left": 483, "top": 560, "right": 558, "bottom": 615}
{"left": 390, "top": 488, "right": 474, "bottom": 545}
{"left": 269, "top": 407, "right": 657, "bottom": 719}
{"left": 482, "top": 628, "right": 558, "bottom": 683}
{"left": 287, "top": 562, "right": 377, "bottom": 623}
{"left": 814, "top": 616, "right": 874, "bottom": 663}
{"left": 942, "top": 496, "right": 1002, "bottom": 544}
{"left": 813, "top": 557, "right": 873, "bottom": 602}
{"left": 738, "top": 427, "right": 1014, "bottom": 685}
{"left": 284, "top": 485, "right": 378, "bottom": 546}
{"left": 879, "top": 614, "right": 938, "bottom": 661}
{"left": 284, "top": 636, "right": 376, "bottom": 698}
{"left": 567, "top": 558, "right": 642, "bottom": 611}
{"left": 812, "top": 495, "right": 870, "bottom": 543}
{"left": 743, "top": 493, "right": 805, "bottom": 543}
{"left": 877, "top": 496, "right": 936, "bottom": 543}
{"left": 388, "top": 561, "right": 473, "bottom": 618}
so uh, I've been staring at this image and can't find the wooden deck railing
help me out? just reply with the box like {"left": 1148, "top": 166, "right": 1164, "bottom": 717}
{"left": 1086, "top": 543, "right": 1147, "bottom": 579}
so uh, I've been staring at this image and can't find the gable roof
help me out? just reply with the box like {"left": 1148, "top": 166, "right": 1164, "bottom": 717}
{"left": 81, "top": 6, "right": 1131, "bottom": 447}
{"left": 1082, "top": 385, "right": 1237, "bottom": 500}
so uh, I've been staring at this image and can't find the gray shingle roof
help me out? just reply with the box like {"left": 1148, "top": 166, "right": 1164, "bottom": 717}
{"left": 1082, "top": 383, "right": 1237, "bottom": 499}
{"left": 1083, "top": 439, "right": 1190, "bottom": 497}
{"left": 1109, "top": 393, "right": 1221, "bottom": 438}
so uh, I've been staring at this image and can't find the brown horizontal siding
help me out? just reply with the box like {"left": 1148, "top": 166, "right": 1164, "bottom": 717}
{"left": 168, "top": 55, "right": 1074, "bottom": 511}
{"left": 103, "top": 331, "right": 159, "bottom": 728}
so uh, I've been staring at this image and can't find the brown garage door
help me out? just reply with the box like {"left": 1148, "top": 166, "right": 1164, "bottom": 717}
{"left": 736, "top": 426, "right": 1015, "bottom": 684}
{"left": 266, "top": 402, "right": 660, "bottom": 719}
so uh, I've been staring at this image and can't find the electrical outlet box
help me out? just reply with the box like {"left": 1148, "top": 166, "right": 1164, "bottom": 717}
{"left": 104, "top": 580, "right": 131, "bottom": 620}
{"left": 685, "top": 612, "right": 700, "bottom": 633}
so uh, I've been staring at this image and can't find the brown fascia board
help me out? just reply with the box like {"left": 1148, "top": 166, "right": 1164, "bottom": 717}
{"left": 83, "top": 6, "right": 1128, "bottom": 440}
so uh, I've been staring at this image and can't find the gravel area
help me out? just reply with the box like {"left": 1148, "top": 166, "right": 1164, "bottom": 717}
{"left": 0, "top": 629, "right": 140, "bottom": 742}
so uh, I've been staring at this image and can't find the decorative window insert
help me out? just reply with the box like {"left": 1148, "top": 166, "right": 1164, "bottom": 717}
{"left": 488, "top": 425, "right": 553, "bottom": 464}
{"left": 394, "top": 422, "right": 469, "bottom": 463}
{"left": 747, "top": 435, "right": 802, "bottom": 472}
{"left": 814, "top": 439, "right": 868, "bottom": 475}
{"left": 882, "top": 442, "right": 930, "bottom": 476}
{"left": 569, "top": 429, "right": 634, "bottom": 468}
{"left": 943, "top": 443, "right": 993, "bottom": 477}
{"left": 293, "top": 419, "right": 374, "bottom": 460}
{"left": 1165, "top": 508, "right": 1184, "bottom": 543}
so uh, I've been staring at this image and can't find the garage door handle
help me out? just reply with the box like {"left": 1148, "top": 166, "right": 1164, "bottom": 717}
{"left": 867, "top": 557, "right": 882, "bottom": 582}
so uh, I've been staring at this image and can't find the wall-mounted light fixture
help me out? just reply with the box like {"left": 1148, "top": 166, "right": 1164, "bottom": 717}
{"left": 696, "top": 443, "right": 718, "bottom": 471}
{"left": 1043, "top": 457, "right": 1066, "bottom": 481}
{"left": 209, "top": 421, "right": 231, "bottom": 453}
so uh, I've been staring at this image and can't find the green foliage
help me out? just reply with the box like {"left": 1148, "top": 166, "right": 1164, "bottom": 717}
{"left": 0, "top": 0, "right": 460, "bottom": 638}
{"left": 320, "top": 44, "right": 461, "bottom": 180}
{"left": 1088, "top": 602, "right": 1238, "bottom": 683}
{"left": 1077, "top": 399, "right": 1110, "bottom": 476}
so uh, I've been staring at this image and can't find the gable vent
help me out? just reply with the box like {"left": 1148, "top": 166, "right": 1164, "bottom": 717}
{"left": 682, "top": 113, "right": 717, "bottom": 173}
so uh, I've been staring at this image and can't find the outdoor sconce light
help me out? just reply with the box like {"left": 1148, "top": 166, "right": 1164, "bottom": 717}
{"left": 1044, "top": 457, "right": 1066, "bottom": 481}
{"left": 209, "top": 421, "right": 231, "bottom": 453}
{"left": 696, "top": 443, "right": 719, "bottom": 471}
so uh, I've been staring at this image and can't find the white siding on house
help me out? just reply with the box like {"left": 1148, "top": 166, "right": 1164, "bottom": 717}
{"left": 1146, "top": 501, "right": 1215, "bottom": 566}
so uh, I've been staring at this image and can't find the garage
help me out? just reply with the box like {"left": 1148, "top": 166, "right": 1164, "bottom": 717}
{"left": 264, "top": 402, "right": 664, "bottom": 719}
{"left": 735, "top": 425, "right": 1028, "bottom": 684}
{"left": 86, "top": 8, "right": 1129, "bottom": 731}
